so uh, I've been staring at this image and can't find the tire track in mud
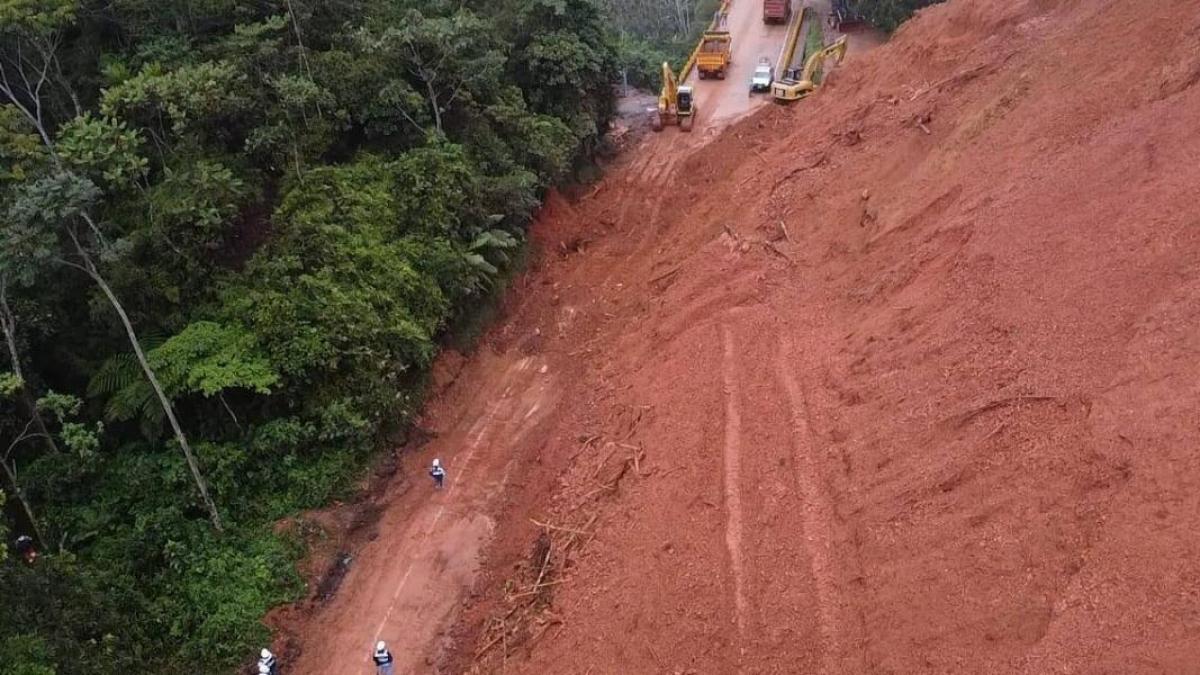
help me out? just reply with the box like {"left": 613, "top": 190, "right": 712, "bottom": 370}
{"left": 776, "top": 334, "right": 860, "bottom": 673}
{"left": 720, "top": 323, "right": 750, "bottom": 665}
{"left": 598, "top": 150, "right": 681, "bottom": 293}
{"left": 626, "top": 153, "right": 680, "bottom": 265}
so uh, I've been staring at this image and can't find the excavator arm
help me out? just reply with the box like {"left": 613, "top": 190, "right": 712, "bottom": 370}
{"left": 771, "top": 36, "right": 847, "bottom": 102}
{"left": 800, "top": 36, "right": 847, "bottom": 84}
{"left": 659, "top": 61, "right": 678, "bottom": 113}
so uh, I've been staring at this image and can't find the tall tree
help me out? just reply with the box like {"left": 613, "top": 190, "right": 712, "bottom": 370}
{"left": 0, "top": 3, "right": 223, "bottom": 530}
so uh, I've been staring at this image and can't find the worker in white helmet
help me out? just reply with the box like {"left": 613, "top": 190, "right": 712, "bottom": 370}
{"left": 258, "top": 648, "right": 277, "bottom": 675}
{"left": 429, "top": 458, "right": 446, "bottom": 490}
{"left": 373, "top": 640, "right": 395, "bottom": 675}
{"left": 14, "top": 535, "right": 37, "bottom": 563}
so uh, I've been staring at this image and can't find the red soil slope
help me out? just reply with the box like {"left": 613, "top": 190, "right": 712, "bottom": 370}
{"left": 448, "top": 0, "right": 1200, "bottom": 671}
{"left": 282, "top": 0, "right": 1200, "bottom": 671}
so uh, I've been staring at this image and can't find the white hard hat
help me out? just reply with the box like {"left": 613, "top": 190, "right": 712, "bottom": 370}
{"left": 432, "top": 458, "right": 440, "bottom": 467}
{"left": 260, "top": 648, "right": 272, "bottom": 660}
{"left": 375, "top": 640, "right": 387, "bottom": 654}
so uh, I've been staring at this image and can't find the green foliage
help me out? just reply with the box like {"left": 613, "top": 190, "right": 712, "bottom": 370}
{"left": 225, "top": 157, "right": 454, "bottom": 396}
{"left": 0, "top": 634, "right": 56, "bottom": 675}
{"left": 0, "top": 371, "right": 21, "bottom": 396}
{"left": 35, "top": 391, "right": 80, "bottom": 420}
{"left": 363, "top": 9, "right": 508, "bottom": 125}
{"left": 57, "top": 421, "right": 101, "bottom": 458}
{"left": 1, "top": 173, "right": 99, "bottom": 286}
{"left": 847, "top": 0, "right": 946, "bottom": 32}
{"left": 612, "top": 34, "right": 671, "bottom": 90}
{"left": 28, "top": 391, "right": 101, "bottom": 457}
{"left": 0, "top": 107, "right": 47, "bottom": 184}
{"left": 159, "top": 531, "right": 300, "bottom": 666}
{"left": 55, "top": 116, "right": 148, "bottom": 193}
{"left": 512, "top": 0, "right": 618, "bottom": 143}
{"left": 0, "top": 0, "right": 619, "bottom": 670}
{"left": 604, "top": 0, "right": 721, "bottom": 90}
{"left": 0, "top": 0, "right": 75, "bottom": 31}
{"left": 6, "top": 172, "right": 99, "bottom": 228}
{"left": 87, "top": 353, "right": 158, "bottom": 431}
{"left": 100, "top": 61, "right": 251, "bottom": 138}
{"left": 151, "top": 321, "right": 277, "bottom": 398}
{"left": 156, "top": 158, "right": 246, "bottom": 229}
{"left": 466, "top": 229, "right": 521, "bottom": 282}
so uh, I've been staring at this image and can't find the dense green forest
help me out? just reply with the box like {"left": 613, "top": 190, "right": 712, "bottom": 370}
{"left": 0, "top": 0, "right": 615, "bottom": 672}
{"left": 601, "top": 0, "right": 722, "bottom": 89}
{"left": 848, "top": 0, "right": 946, "bottom": 32}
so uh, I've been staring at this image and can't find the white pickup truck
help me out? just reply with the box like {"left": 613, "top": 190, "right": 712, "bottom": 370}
{"left": 750, "top": 58, "right": 774, "bottom": 93}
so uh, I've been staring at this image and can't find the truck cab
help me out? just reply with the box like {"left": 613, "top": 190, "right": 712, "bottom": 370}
{"left": 762, "top": 0, "right": 791, "bottom": 24}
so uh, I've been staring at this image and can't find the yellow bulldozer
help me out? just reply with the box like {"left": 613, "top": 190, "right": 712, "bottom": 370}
{"left": 771, "top": 36, "right": 848, "bottom": 102}
{"left": 652, "top": 62, "right": 695, "bottom": 132}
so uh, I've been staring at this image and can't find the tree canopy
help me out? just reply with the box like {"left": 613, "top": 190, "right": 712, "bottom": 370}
{"left": 0, "top": 0, "right": 616, "bottom": 671}
{"left": 847, "top": 0, "right": 946, "bottom": 32}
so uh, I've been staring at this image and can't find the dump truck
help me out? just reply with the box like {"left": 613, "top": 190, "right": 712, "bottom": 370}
{"left": 763, "top": 0, "right": 791, "bottom": 24}
{"left": 695, "top": 31, "right": 732, "bottom": 79}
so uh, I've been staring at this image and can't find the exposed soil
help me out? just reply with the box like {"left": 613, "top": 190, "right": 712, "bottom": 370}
{"left": 279, "top": 0, "right": 1200, "bottom": 672}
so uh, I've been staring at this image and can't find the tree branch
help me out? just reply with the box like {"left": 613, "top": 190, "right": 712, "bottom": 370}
{"left": 3, "top": 419, "right": 40, "bottom": 463}
{"left": 50, "top": 255, "right": 90, "bottom": 275}
{"left": 0, "top": 60, "right": 59, "bottom": 161}
{"left": 64, "top": 229, "right": 224, "bottom": 531}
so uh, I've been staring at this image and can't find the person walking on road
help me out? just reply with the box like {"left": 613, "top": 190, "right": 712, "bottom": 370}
{"left": 373, "top": 641, "right": 395, "bottom": 675}
{"left": 430, "top": 458, "right": 446, "bottom": 490}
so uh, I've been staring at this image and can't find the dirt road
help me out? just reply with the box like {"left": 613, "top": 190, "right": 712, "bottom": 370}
{"left": 685, "top": 0, "right": 793, "bottom": 126}
{"left": 286, "top": 351, "right": 560, "bottom": 674}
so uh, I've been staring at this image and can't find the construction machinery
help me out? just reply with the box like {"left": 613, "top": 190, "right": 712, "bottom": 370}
{"left": 762, "top": 0, "right": 791, "bottom": 24}
{"left": 652, "top": 61, "right": 695, "bottom": 132}
{"left": 771, "top": 36, "right": 847, "bottom": 102}
{"left": 695, "top": 31, "right": 732, "bottom": 79}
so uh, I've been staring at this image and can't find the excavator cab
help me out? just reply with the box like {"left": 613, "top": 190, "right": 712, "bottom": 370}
{"left": 676, "top": 86, "right": 695, "bottom": 130}
{"left": 677, "top": 87, "right": 694, "bottom": 115}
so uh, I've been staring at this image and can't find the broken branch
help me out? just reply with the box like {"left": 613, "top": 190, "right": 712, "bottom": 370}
{"left": 530, "top": 519, "right": 593, "bottom": 536}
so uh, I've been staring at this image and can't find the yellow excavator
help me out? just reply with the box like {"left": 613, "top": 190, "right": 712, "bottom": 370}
{"left": 771, "top": 36, "right": 848, "bottom": 102}
{"left": 652, "top": 62, "right": 695, "bottom": 132}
